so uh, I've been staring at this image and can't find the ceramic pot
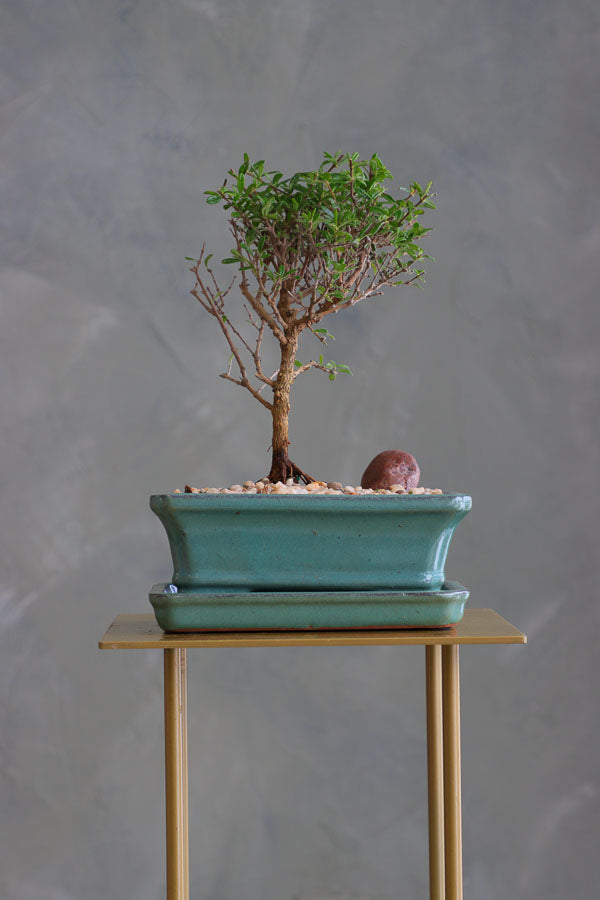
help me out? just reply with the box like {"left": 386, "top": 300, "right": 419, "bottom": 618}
{"left": 150, "top": 492, "right": 471, "bottom": 593}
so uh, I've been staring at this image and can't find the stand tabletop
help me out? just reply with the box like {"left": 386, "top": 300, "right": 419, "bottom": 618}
{"left": 99, "top": 609, "right": 526, "bottom": 649}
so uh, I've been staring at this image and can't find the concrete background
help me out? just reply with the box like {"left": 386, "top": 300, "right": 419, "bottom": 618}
{"left": 1, "top": 1, "right": 599, "bottom": 898}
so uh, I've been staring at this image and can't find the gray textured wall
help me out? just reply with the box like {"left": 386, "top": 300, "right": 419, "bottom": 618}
{"left": 1, "top": 1, "right": 599, "bottom": 898}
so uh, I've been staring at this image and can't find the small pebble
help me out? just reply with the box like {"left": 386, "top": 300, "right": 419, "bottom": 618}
{"left": 327, "top": 481, "right": 343, "bottom": 490}
{"left": 243, "top": 480, "right": 255, "bottom": 488}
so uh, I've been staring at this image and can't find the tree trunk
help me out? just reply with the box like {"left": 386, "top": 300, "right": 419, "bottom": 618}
{"left": 268, "top": 331, "right": 312, "bottom": 483}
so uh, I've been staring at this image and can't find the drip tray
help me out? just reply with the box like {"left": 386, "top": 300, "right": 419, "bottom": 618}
{"left": 149, "top": 581, "right": 469, "bottom": 632}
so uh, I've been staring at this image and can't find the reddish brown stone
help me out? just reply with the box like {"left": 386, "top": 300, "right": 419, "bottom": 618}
{"left": 360, "top": 450, "right": 420, "bottom": 490}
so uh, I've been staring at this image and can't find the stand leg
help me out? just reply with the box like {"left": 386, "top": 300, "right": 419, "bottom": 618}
{"left": 442, "top": 645, "right": 462, "bottom": 900}
{"left": 164, "top": 648, "right": 189, "bottom": 900}
{"left": 426, "top": 645, "right": 445, "bottom": 900}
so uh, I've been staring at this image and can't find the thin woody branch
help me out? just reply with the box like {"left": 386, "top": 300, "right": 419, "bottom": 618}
{"left": 218, "top": 372, "right": 273, "bottom": 410}
{"left": 251, "top": 322, "right": 275, "bottom": 387}
{"left": 228, "top": 222, "right": 288, "bottom": 343}
{"left": 292, "top": 360, "right": 333, "bottom": 379}
{"left": 238, "top": 278, "right": 287, "bottom": 343}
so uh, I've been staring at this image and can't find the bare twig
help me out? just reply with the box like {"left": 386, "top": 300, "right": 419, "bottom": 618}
{"left": 191, "top": 256, "right": 273, "bottom": 411}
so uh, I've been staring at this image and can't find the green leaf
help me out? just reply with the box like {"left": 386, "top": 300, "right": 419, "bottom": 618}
{"left": 313, "top": 327, "right": 335, "bottom": 341}
{"left": 184, "top": 257, "right": 196, "bottom": 261}
{"left": 204, "top": 253, "right": 213, "bottom": 268}
{"left": 294, "top": 360, "right": 302, "bottom": 368}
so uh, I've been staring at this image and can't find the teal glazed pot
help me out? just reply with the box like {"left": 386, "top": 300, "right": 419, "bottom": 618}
{"left": 150, "top": 492, "right": 471, "bottom": 594}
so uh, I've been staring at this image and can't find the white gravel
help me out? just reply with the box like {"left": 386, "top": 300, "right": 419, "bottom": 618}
{"left": 175, "top": 480, "right": 444, "bottom": 496}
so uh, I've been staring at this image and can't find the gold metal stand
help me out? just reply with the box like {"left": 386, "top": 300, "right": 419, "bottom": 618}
{"left": 164, "top": 649, "right": 189, "bottom": 900}
{"left": 426, "top": 645, "right": 445, "bottom": 900}
{"left": 442, "top": 644, "right": 462, "bottom": 900}
{"left": 100, "top": 609, "right": 526, "bottom": 900}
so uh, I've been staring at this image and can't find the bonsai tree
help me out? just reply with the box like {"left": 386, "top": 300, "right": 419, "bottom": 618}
{"left": 189, "top": 151, "right": 435, "bottom": 483}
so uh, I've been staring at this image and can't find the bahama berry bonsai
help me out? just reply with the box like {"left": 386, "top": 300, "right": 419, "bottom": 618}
{"left": 188, "top": 151, "right": 435, "bottom": 484}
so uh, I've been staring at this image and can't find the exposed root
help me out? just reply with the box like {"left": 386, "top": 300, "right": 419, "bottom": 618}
{"left": 267, "top": 455, "right": 313, "bottom": 485}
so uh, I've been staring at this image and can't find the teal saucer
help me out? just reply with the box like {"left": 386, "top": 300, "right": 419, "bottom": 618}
{"left": 149, "top": 580, "right": 469, "bottom": 632}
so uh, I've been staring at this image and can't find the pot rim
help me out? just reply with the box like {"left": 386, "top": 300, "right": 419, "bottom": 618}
{"left": 150, "top": 491, "right": 472, "bottom": 513}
